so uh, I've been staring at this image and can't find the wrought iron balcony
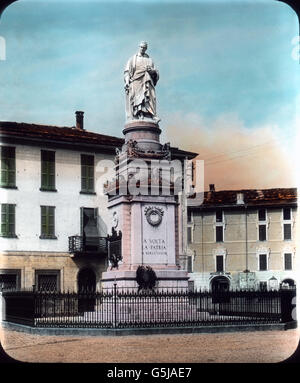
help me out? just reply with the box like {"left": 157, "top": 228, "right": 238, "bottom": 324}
{"left": 68, "top": 236, "right": 108, "bottom": 255}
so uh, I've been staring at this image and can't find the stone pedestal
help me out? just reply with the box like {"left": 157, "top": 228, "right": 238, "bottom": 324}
{"left": 102, "top": 120, "right": 189, "bottom": 291}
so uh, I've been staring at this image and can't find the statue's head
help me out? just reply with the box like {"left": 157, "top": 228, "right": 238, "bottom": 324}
{"left": 139, "top": 41, "right": 148, "bottom": 54}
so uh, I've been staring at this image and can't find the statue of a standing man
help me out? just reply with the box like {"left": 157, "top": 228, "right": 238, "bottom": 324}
{"left": 124, "top": 41, "right": 159, "bottom": 122}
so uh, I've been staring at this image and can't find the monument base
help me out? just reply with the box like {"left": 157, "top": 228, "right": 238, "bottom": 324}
{"left": 101, "top": 269, "right": 189, "bottom": 291}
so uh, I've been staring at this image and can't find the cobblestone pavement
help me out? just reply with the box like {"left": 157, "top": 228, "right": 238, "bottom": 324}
{"left": 0, "top": 327, "right": 299, "bottom": 363}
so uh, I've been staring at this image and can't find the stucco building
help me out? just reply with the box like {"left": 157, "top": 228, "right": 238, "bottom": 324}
{"left": 0, "top": 112, "right": 195, "bottom": 291}
{"left": 187, "top": 185, "right": 298, "bottom": 291}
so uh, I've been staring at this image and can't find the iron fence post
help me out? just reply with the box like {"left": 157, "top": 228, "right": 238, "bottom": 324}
{"left": 114, "top": 282, "right": 117, "bottom": 328}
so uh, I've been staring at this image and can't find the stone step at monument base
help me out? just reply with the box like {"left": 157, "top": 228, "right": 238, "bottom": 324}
{"left": 83, "top": 297, "right": 204, "bottom": 323}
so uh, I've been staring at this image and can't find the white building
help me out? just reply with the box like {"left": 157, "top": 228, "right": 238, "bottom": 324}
{"left": 187, "top": 185, "right": 298, "bottom": 291}
{"left": 0, "top": 112, "right": 196, "bottom": 291}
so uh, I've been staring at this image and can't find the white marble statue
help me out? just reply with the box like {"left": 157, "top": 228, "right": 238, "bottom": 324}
{"left": 124, "top": 41, "right": 159, "bottom": 122}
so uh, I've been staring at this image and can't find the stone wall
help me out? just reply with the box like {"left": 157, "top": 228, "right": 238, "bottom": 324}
{"left": 0, "top": 252, "right": 107, "bottom": 291}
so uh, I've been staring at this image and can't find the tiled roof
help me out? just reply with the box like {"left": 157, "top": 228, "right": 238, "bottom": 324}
{"left": 0, "top": 121, "right": 124, "bottom": 147}
{"left": 188, "top": 188, "right": 297, "bottom": 208}
{"left": 0, "top": 120, "right": 198, "bottom": 158}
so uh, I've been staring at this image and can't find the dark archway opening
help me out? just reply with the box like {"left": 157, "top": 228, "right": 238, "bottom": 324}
{"left": 77, "top": 268, "right": 96, "bottom": 312}
{"left": 211, "top": 276, "right": 230, "bottom": 303}
{"left": 281, "top": 278, "right": 295, "bottom": 289}
{"left": 78, "top": 268, "right": 96, "bottom": 292}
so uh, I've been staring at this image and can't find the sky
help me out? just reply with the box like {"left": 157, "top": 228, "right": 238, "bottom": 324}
{"left": 0, "top": 0, "right": 299, "bottom": 190}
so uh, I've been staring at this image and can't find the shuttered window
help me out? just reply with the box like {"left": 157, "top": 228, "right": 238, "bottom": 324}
{"left": 216, "top": 210, "right": 223, "bottom": 222}
{"left": 216, "top": 226, "right": 223, "bottom": 242}
{"left": 283, "top": 208, "right": 291, "bottom": 221}
{"left": 187, "top": 227, "right": 192, "bottom": 243}
{"left": 284, "top": 253, "right": 292, "bottom": 270}
{"left": 1, "top": 204, "right": 16, "bottom": 237}
{"left": 41, "top": 150, "right": 56, "bottom": 191}
{"left": 216, "top": 255, "right": 224, "bottom": 272}
{"left": 0, "top": 146, "right": 16, "bottom": 188}
{"left": 283, "top": 224, "right": 291, "bottom": 240}
{"left": 259, "top": 254, "right": 267, "bottom": 271}
{"left": 40, "top": 206, "right": 56, "bottom": 239}
{"left": 81, "top": 155, "right": 94, "bottom": 193}
{"left": 258, "top": 209, "right": 266, "bottom": 221}
{"left": 259, "top": 225, "right": 266, "bottom": 241}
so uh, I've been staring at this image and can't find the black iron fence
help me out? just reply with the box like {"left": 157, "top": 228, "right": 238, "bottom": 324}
{"left": 1, "top": 287, "right": 296, "bottom": 329}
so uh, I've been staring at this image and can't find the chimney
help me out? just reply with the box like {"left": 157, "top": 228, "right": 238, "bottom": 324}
{"left": 75, "top": 111, "right": 84, "bottom": 130}
{"left": 209, "top": 184, "right": 215, "bottom": 192}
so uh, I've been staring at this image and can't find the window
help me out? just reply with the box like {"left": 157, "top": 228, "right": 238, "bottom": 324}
{"left": 284, "top": 253, "right": 292, "bottom": 270}
{"left": 81, "top": 154, "right": 95, "bottom": 193}
{"left": 215, "top": 209, "right": 224, "bottom": 242}
{"left": 216, "top": 255, "right": 224, "bottom": 272}
{"left": 216, "top": 210, "right": 223, "bottom": 222}
{"left": 187, "top": 209, "right": 192, "bottom": 223}
{"left": 41, "top": 150, "right": 56, "bottom": 191}
{"left": 187, "top": 227, "right": 192, "bottom": 243}
{"left": 0, "top": 146, "right": 16, "bottom": 188}
{"left": 284, "top": 224, "right": 291, "bottom": 240}
{"left": 80, "top": 207, "right": 100, "bottom": 251}
{"left": 259, "top": 225, "right": 266, "bottom": 241}
{"left": 283, "top": 208, "right": 291, "bottom": 221}
{"left": 40, "top": 206, "right": 56, "bottom": 239}
{"left": 0, "top": 269, "right": 20, "bottom": 291}
{"left": 283, "top": 208, "right": 292, "bottom": 241}
{"left": 35, "top": 270, "right": 60, "bottom": 291}
{"left": 258, "top": 209, "right": 267, "bottom": 241}
{"left": 258, "top": 209, "right": 266, "bottom": 221}
{"left": 1, "top": 204, "right": 16, "bottom": 237}
{"left": 259, "top": 254, "right": 267, "bottom": 271}
{"left": 216, "top": 226, "right": 223, "bottom": 242}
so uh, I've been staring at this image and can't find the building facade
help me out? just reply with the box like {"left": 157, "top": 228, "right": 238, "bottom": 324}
{"left": 187, "top": 185, "right": 298, "bottom": 291}
{"left": 0, "top": 113, "right": 124, "bottom": 291}
{"left": 0, "top": 113, "right": 195, "bottom": 292}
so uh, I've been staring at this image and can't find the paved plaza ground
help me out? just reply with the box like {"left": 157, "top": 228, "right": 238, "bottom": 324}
{"left": 0, "top": 326, "right": 299, "bottom": 363}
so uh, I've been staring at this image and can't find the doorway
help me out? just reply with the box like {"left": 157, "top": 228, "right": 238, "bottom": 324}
{"left": 81, "top": 208, "right": 99, "bottom": 252}
{"left": 77, "top": 268, "right": 96, "bottom": 312}
{"left": 77, "top": 268, "right": 96, "bottom": 292}
{"left": 211, "top": 276, "right": 230, "bottom": 304}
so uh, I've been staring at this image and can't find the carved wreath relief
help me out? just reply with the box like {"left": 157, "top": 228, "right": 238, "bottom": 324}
{"left": 144, "top": 206, "right": 164, "bottom": 226}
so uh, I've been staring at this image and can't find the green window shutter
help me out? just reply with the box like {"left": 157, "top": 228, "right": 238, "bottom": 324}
{"left": 48, "top": 207, "right": 55, "bottom": 235}
{"left": 1, "top": 147, "right": 16, "bottom": 188}
{"left": 80, "top": 207, "right": 84, "bottom": 236}
{"left": 41, "top": 151, "right": 55, "bottom": 190}
{"left": 41, "top": 206, "right": 55, "bottom": 238}
{"left": 1, "top": 204, "right": 15, "bottom": 237}
{"left": 88, "top": 166, "right": 94, "bottom": 190}
{"left": 1, "top": 204, "right": 8, "bottom": 235}
{"left": 81, "top": 164, "right": 87, "bottom": 191}
{"left": 81, "top": 155, "right": 94, "bottom": 192}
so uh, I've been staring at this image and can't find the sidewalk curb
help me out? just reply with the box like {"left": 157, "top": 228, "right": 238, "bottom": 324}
{"left": 1, "top": 320, "right": 297, "bottom": 337}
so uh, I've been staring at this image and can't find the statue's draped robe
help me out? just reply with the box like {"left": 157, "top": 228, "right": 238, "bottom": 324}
{"left": 124, "top": 53, "right": 159, "bottom": 120}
